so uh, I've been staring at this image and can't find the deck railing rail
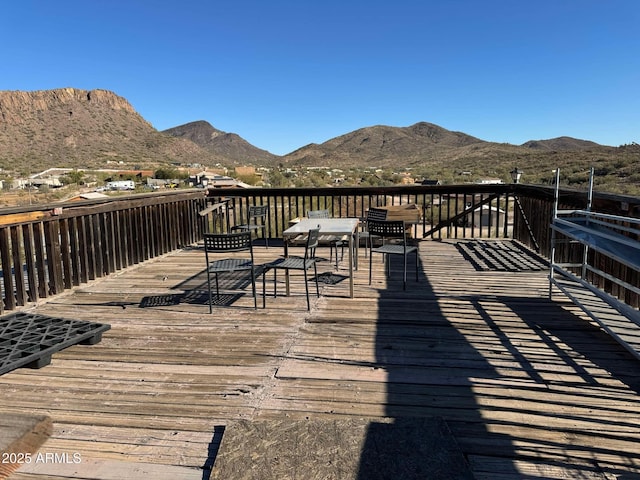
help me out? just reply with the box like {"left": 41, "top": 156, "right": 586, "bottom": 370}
{"left": 206, "top": 184, "right": 519, "bottom": 241}
{"left": 0, "top": 191, "right": 208, "bottom": 313}
{"left": 207, "top": 184, "right": 640, "bottom": 309}
{"left": 2, "top": 183, "right": 640, "bottom": 313}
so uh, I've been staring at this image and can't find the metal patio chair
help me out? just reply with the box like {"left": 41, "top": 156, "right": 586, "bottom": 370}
{"left": 203, "top": 231, "right": 259, "bottom": 311}
{"left": 359, "top": 207, "right": 388, "bottom": 257}
{"left": 367, "top": 219, "right": 419, "bottom": 290}
{"left": 264, "top": 227, "right": 320, "bottom": 311}
{"left": 233, "top": 205, "right": 269, "bottom": 247}
{"left": 307, "top": 209, "right": 347, "bottom": 267}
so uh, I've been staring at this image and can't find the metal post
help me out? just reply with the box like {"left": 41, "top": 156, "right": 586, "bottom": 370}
{"left": 549, "top": 169, "right": 561, "bottom": 299}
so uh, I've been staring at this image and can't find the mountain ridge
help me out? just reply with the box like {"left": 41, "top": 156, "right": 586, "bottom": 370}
{"left": 0, "top": 88, "right": 229, "bottom": 173}
{"left": 1, "top": 88, "right": 636, "bottom": 193}
{"left": 278, "top": 121, "right": 606, "bottom": 168}
{"left": 162, "top": 120, "right": 277, "bottom": 165}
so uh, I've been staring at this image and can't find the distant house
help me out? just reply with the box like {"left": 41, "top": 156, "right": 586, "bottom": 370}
{"left": 465, "top": 205, "right": 506, "bottom": 229}
{"left": 189, "top": 172, "right": 252, "bottom": 189}
{"left": 209, "top": 176, "right": 252, "bottom": 189}
{"left": 475, "top": 178, "right": 504, "bottom": 185}
{"left": 31, "top": 177, "right": 63, "bottom": 188}
{"left": 65, "top": 192, "right": 110, "bottom": 202}
{"left": 234, "top": 166, "right": 257, "bottom": 177}
{"left": 419, "top": 179, "right": 441, "bottom": 186}
{"left": 399, "top": 176, "right": 415, "bottom": 185}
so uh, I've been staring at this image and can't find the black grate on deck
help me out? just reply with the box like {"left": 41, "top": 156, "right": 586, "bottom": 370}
{"left": 0, "top": 312, "right": 110, "bottom": 375}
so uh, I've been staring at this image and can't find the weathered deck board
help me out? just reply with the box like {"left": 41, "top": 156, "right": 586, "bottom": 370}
{"left": 0, "top": 415, "right": 52, "bottom": 479}
{"left": 1, "top": 239, "right": 639, "bottom": 479}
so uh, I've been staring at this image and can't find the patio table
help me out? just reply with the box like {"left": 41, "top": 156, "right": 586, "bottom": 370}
{"left": 283, "top": 217, "right": 360, "bottom": 298}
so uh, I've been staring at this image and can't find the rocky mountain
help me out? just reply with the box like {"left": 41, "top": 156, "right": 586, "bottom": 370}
{"left": 283, "top": 122, "right": 484, "bottom": 167}
{"left": 276, "top": 122, "right": 640, "bottom": 193}
{"left": 281, "top": 122, "right": 595, "bottom": 169}
{"left": 163, "top": 120, "right": 278, "bottom": 165}
{"left": 1, "top": 88, "right": 636, "bottom": 193}
{"left": 0, "top": 88, "right": 228, "bottom": 173}
{"left": 522, "top": 136, "right": 602, "bottom": 151}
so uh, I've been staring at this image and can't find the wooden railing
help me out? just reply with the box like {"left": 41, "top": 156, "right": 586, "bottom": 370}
{"left": 207, "top": 184, "right": 640, "bottom": 309}
{"left": 2, "top": 183, "right": 640, "bottom": 313}
{"left": 0, "top": 191, "right": 208, "bottom": 313}
{"left": 204, "top": 184, "right": 519, "bottom": 241}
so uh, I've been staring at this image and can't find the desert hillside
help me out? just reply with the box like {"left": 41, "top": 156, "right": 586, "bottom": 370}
{"left": 1, "top": 88, "right": 639, "bottom": 193}
{"left": 0, "top": 88, "right": 227, "bottom": 173}
{"left": 163, "top": 120, "right": 278, "bottom": 165}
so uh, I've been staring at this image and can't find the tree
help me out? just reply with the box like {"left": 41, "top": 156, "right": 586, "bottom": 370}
{"left": 154, "top": 168, "right": 178, "bottom": 179}
{"left": 236, "top": 173, "right": 261, "bottom": 185}
{"left": 266, "top": 169, "right": 289, "bottom": 187}
{"left": 61, "top": 169, "right": 85, "bottom": 185}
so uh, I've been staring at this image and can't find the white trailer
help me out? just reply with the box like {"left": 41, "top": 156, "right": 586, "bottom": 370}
{"left": 106, "top": 180, "right": 135, "bottom": 191}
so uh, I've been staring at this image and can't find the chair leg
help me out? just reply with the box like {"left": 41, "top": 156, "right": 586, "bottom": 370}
{"left": 250, "top": 268, "right": 257, "bottom": 310}
{"left": 313, "top": 263, "right": 319, "bottom": 297}
{"left": 304, "top": 270, "right": 310, "bottom": 311}
{"left": 403, "top": 254, "right": 407, "bottom": 290}
{"left": 207, "top": 270, "right": 213, "bottom": 313}
{"left": 262, "top": 269, "right": 267, "bottom": 308}
{"left": 273, "top": 269, "right": 278, "bottom": 297}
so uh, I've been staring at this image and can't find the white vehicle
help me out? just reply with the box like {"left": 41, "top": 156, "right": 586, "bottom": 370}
{"left": 106, "top": 180, "right": 135, "bottom": 191}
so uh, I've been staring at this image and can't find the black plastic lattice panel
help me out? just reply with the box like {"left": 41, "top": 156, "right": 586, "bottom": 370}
{"left": 0, "top": 312, "right": 110, "bottom": 375}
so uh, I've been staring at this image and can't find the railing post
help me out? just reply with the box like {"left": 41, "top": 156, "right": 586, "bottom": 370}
{"left": 44, "top": 220, "right": 64, "bottom": 295}
{"left": 0, "top": 227, "right": 13, "bottom": 311}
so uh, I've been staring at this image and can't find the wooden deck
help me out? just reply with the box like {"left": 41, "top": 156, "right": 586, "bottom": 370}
{"left": 2, "top": 239, "right": 640, "bottom": 479}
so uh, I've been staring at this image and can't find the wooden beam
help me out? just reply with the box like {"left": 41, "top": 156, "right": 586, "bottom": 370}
{"left": 0, "top": 211, "right": 49, "bottom": 227}
{"left": 423, "top": 193, "right": 501, "bottom": 238}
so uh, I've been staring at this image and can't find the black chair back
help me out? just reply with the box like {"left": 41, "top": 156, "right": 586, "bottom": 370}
{"left": 204, "top": 231, "right": 253, "bottom": 254}
{"left": 367, "top": 207, "right": 388, "bottom": 222}
{"left": 203, "top": 231, "right": 258, "bottom": 311}
{"left": 367, "top": 219, "right": 418, "bottom": 290}
{"left": 367, "top": 219, "right": 407, "bottom": 241}
{"left": 305, "top": 227, "right": 320, "bottom": 259}
{"left": 248, "top": 205, "right": 268, "bottom": 221}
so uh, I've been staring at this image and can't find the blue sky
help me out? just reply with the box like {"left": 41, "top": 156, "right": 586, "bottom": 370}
{"left": 2, "top": 1, "right": 639, "bottom": 155}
